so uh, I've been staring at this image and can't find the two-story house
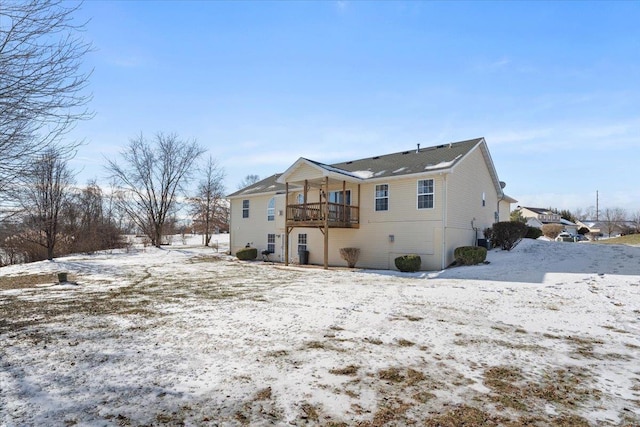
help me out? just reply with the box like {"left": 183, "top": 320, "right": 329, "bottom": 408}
{"left": 227, "top": 137, "right": 515, "bottom": 271}
{"left": 516, "top": 206, "right": 578, "bottom": 235}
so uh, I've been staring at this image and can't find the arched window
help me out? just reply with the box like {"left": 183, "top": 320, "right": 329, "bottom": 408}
{"left": 267, "top": 197, "right": 275, "bottom": 221}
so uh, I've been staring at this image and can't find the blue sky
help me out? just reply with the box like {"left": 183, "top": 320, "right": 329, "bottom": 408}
{"left": 69, "top": 1, "right": 640, "bottom": 214}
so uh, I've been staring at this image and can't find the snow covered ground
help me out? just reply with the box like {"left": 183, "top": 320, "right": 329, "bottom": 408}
{"left": 1, "top": 236, "right": 639, "bottom": 426}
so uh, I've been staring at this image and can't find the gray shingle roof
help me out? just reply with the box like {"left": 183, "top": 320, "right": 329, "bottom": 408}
{"left": 228, "top": 137, "right": 485, "bottom": 197}
{"left": 227, "top": 174, "right": 288, "bottom": 198}
{"left": 328, "top": 137, "right": 482, "bottom": 179}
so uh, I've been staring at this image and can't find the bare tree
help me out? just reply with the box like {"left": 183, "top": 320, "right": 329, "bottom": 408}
{"left": 0, "top": 0, "right": 92, "bottom": 199}
{"left": 601, "top": 207, "right": 627, "bottom": 238}
{"left": 631, "top": 211, "right": 640, "bottom": 234}
{"left": 16, "top": 148, "right": 75, "bottom": 260}
{"left": 66, "top": 180, "right": 125, "bottom": 253}
{"left": 106, "top": 133, "right": 205, "bottom": 247}
{"left": 189, "top": 156, "right": 226, "bottom": 246}
{"left": 237, "top": 174, "right": 260, "bottom": 190}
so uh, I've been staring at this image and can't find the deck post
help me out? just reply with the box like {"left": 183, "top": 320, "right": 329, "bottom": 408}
{"left": 342, "top": 180, "right": 346, "bottom": 223}
{"left": 357, "top": 183, "right": 361, "bottom": 224}
{"left": 285, "top": 182, "right": 289, "bottom": 266}
{"left": 324, "top": 176, "right": 329, "bottom": 269}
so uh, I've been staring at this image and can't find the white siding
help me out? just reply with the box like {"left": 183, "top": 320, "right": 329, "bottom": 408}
{"left": 229, "top": 144, "right": 509, "bottom": 271}
{"left": 230, "top": 194, "right": 285, "bottom": 261}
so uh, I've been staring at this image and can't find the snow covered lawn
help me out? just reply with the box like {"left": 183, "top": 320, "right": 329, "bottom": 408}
{"left": 1, "top": 237, "right": 639, "bottom": 426}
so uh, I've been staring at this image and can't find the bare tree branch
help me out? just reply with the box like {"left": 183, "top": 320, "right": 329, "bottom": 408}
{"left": 0, "top": 0, "right": 93, "bottom": 198}
{"left": 14, "top": 148, "right": 75, "bottom": 260}
{"left": 188, "top": 156, "right": 226, "bottom": 246}
{"left": 106, "top": 133, "right": 205, "bottom": 247}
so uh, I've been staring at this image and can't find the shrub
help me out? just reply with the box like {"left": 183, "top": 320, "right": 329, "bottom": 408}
{"left": 491, "top": 221, "right": 527, "bottom": 251}
{"left": 541, "top": 224, "right": 563, "bottom": 240}
{"left": 525, "top": 226, "right": 543, "bottom": 239}
{"left": 394, "top": 255, "right": 421, "bottom": 272}
{"left": 339, "top": 247, "right": 360, "bottom": 268}
{"left": 236, "top": 247, "right": 257, "bottom": 260}
{"left": 454, "top": 246, "right": 487, "bottom": 265}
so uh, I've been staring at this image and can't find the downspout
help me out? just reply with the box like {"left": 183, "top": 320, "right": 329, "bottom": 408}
{"left": 441, "top": 173, "right": 447, "bottom": 270}
{"left": 496, "top": 192, "right": 504, "bottom": 223}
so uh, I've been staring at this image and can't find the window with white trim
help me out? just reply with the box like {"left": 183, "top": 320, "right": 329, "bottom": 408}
{"left": 375, "top": 184, "right": 389, "bottom": 211}
{"left": 267, "top": 197, "right": 275, "bottom": 221}
{"left": 242, "top": 200, "right": 249, "bottom": 218}
{"left": 298, "top": 233, "right": 307, "bottom": 251}
{"left": 267, "top": 233, "right": 275, "bottom": 253}
{"left": 417, "top": 179, "right": 434, "bottom": 209}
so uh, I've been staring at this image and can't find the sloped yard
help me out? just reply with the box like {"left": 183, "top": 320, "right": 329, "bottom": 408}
{"left": 1, "top": 238, "right": 639, "bottom": 426}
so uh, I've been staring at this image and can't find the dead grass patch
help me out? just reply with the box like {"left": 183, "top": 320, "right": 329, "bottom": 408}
{"left": 483, "top": 365, "right": 601, "bottom": 415}
{"left": 188, "top": 255, "right": 223, "bottom": 264}
{"left": 299, "top": 402, "right": 319, "bottom": 422}
{"left": 363, "top": 337, "right": 383, "bottom": 345}
{"left": 253, "top": 387, "right": 272, "bottom": 401}
{"left": 303, "top": 340, "right": 342, "bottom": 352}
{"left": 412, "top": 390, "right": 435, "bottom": 403}
{"left": 396, "top": 338, "right": 415, "bottom": 347}
{"left": 329, "top": 365, "right": 359, "bottom": 376}
{"left": 266, "top": 349, "right": 289, "bottom": 358}
{"left": 378, "top": 367, "right": 405, "bottom": 383}
{"left": 405, "top": 368, "right": 426, "bottom": 385}
{"left": 360, "top": 398, "right": 411, "bottom": 427}
{"left": 424, "top": 404, "right": 499, "bottom": 427}
{"left": 0, "top": 273, "right": 58, "bottom": 289}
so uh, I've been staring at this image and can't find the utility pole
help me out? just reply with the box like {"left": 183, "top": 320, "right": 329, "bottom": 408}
{"left": 596, "top": 190, "right": 599, "bottom": 221}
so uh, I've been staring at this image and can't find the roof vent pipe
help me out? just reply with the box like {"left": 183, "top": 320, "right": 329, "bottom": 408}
{"left": 416, "top": 143, "right": 420, "bottom": 153}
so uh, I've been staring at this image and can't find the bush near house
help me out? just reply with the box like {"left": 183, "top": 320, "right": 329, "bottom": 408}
{"left": 339, "top": 247, "right": 360, "bottom": 268}
{"left": 490, "top": 221, "right": 527, "bottom": 251}
{"left": 541, "top": 224, "right": 563, "bottom": 240}
{"left": 525, "top": 226, "right": 543, "bottom": 239}
{"left": 394, "top": 255, "right": 421, "bottom": 272}
{"left": 454, "top": 246, "right": 487, "bottom": 265}
{"left": 236, "top": 247, "right": 257, "bottom": 260}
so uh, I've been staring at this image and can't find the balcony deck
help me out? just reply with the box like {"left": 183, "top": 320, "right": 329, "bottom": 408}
{"left": 287, "top": 202, "right": 359, "bottom": 228}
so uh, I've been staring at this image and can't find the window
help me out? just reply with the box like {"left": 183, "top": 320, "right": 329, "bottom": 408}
{"left": 328, "top": 190, "right": 351, "bottom": 205}
{"left": 417, "top": 179, "right": 434, "bottom": 209}
{"left": 267, "top": 197, "right": 275, "bottom": 221}
{"left": 482, "top": 192, "right": 486, "bottom": 207}
{"left": 375, "top": 184, "right": 389, "bottom": 211}
{"left": 297, "top": 193, "right": 304, "bottom": 204}
{"left": 298, "top": 233, "right": 307, "bottom": 251}
{"left": 267, "top": 233, "right": 275, "bottom": 253}
{"left": 242, "top": 200, "right": 249, "bottom": 218}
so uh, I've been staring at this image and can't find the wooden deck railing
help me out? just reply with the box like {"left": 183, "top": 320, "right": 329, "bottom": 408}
{"left": 287, "top": 202, "right": 359, "bottom": 227}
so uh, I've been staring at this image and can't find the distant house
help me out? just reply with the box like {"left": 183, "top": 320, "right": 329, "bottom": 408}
{"left": 516, "top": 206, "right": 578, "bottom": 235}
{"left": 227, "top": 137, "right": 516, "bottom": 271}
{"left": 577, "top": 219, "right": 637, "bottom": 239}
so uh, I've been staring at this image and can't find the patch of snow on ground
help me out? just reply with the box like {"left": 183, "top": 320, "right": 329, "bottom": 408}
{"left": 1, "top": 236, "right": 639, "bottom": 425}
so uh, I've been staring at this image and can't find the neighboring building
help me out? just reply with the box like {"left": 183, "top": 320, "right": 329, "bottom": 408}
{"left": 227, "top": 137, "right": 516, "bottom": 271}
{"left": 516, "top": 206, "right": 578, "bottom": 235}
{"left": 577, "top": 220, "right": 637, "bottom": 239}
